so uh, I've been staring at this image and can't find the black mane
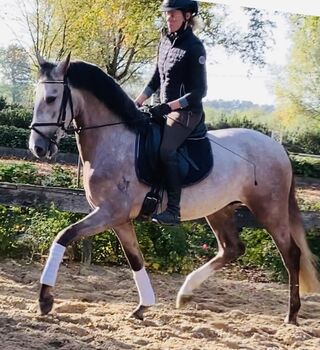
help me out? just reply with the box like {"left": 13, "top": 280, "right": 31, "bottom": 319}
{"left": 42, "top": 60, "right": 144, "bottom": 132}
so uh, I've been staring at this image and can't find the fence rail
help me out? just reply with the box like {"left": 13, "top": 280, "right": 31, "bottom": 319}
{"left": 0, "top": 182, "right": 319, "bottom": 231}
{"left": 0, "top": 147, "right": 319, "bottom": 166}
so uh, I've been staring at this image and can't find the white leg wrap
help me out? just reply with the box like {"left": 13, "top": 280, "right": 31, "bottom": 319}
{"left": 133, "top": 267, "right": 156, "bottom": 306}
{"left": 40, "top": 242, "right": 66, "bottom": 286}
{"left": 179, "top": 261, "right": 214, "bottom": 296}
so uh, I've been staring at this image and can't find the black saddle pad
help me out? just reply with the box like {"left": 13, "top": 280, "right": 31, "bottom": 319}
{"left": 135, "top": 122, "right": 213, "bottom": 188}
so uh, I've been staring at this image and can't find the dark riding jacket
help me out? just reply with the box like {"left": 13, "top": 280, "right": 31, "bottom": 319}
{"left": 143, "top": 26, "right": 207, "bottom": 113}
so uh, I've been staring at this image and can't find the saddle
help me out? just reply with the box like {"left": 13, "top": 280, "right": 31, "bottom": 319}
{"left": 135, "top": 114, "right": 213, "bottom": 220}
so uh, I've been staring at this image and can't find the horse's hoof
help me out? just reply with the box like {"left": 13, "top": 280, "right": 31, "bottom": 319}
{"left": 38, "top": 295, "right": 54, "bottom": 315}
{"left": 131, "top": 305, "right": 149, "bottom": 320}
{"left": 284, "top": 315, "right": 299, "bottom": 326}
{"left": 176, "top": 293, "right": 193, "bottom": 308}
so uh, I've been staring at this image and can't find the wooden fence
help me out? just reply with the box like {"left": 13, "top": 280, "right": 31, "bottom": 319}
{"left": 0, "top": 182, "right": 319, "bottom": 231}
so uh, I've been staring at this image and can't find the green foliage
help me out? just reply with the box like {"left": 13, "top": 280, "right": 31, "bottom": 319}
{"left": 274, "top": 16, "right": 320, "bottom": 126}
{"left": 90, "top": 221, "right": 217, "bottom": 274}
{"left": 0, "top": 163, "right": 40, "bottom": 184}
{"left": 0, "top": 96, "right": 8, "bottom": 110}
{"left": 0, "top": 126, "right": 30, "bottom": 148}
{"left": 239, "top": 228, "right": 287, "bottom": 282}
{"left": 0, "top": 106, "right": 32, "bottom": 129}
{"left": 290, "top": 155, "right": 320, "bottom": 178}
{"left": 42, "top": 165, "right": 77, "bottom": 188}
{"left": 0, "top": 206, "right": 32, "bottom": 258}
{"left": 0, "top": 125, "right": 77, "bottom": 153}
{"left": 0, "top": 45, "right": 33, "bottom": 105}
{"left": 205, "top": 105, "right": 320, "bottom": 157}
{"left": 205, "top": 106, "right": 272, "bottom": 135}
{"left": 0, "top": 205, "right": 83, "bottom": 260}
{"left": 0, "top": 162, "right": 77, "bottom": 188}
{"left": 285, "top": 130, "right": 320, "bottom": 154}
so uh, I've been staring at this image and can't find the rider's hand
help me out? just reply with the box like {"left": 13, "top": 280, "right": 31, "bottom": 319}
{"left": 149, "top": 103, "right": 171, "bottom": 120}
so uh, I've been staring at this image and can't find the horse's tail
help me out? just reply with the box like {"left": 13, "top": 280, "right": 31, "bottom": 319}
{"left": 289, "top": 176, "right": 320, "bottom": 294}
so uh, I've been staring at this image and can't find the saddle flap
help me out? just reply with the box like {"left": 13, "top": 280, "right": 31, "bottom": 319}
{"left": 135, "top": 121, "right": 214, "bottom": 188}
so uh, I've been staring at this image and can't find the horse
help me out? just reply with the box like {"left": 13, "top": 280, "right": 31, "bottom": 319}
{"left": 29, "top": 54, "right": 320, "bottom": 325}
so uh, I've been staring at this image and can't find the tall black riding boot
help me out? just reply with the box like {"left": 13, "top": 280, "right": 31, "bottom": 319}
{"left": 152, "top": 158, "right": 181, "bottom": 226}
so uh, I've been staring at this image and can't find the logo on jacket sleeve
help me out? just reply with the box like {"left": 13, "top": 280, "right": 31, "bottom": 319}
{"left": 198, "top": 56, "right": 206, "bottom": 65}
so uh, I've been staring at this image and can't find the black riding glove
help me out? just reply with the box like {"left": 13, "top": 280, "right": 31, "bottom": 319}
{"left": 149, "top": 103, "right": 171, "bottom": 120}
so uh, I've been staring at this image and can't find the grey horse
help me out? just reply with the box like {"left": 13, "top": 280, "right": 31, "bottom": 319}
{"left": 29, "top": 54, "right": 320, "bottom": 325}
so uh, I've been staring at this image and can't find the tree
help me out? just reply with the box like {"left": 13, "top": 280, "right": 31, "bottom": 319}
{"left": 273, "top": 16, "right": 320, "bottom": 129}
{"left": 200, "top": 5, "right": 275, "bottom": 68}
{"left": 0, "top": 44, "right": 32, "bottom": 104}
{"left": 14, "top": 0, "right": 275, "bottom": 84}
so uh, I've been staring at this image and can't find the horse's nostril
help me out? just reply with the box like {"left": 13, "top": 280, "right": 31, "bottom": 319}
{"left": 35, "top": 146, "right": 47, "bottom": 157}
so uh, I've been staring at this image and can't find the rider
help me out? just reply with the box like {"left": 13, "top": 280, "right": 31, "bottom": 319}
{"left": 135, "top": 0, "right": 207, "bottom": 225}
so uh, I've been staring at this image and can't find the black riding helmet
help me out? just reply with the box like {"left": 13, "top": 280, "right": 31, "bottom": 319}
{"left": 161, "top": 0, "right": 198, "bottom": 17}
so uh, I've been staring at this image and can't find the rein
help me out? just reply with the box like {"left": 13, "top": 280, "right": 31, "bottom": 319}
{"left": 30, "top": 78, "right": 151, "bottom": 145}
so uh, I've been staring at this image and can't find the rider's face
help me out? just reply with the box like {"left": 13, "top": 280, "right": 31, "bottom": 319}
{"left": 165, "top": 10, "right": 185, "bottom": 33}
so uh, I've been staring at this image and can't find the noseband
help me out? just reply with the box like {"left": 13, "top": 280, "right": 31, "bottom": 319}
{"left": 30, "top": 76, "right": 75, "bottom": 146}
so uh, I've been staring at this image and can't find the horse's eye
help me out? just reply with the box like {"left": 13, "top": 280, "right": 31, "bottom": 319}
{"left": 46, "top": 96, "right": 56, "bottom": 104}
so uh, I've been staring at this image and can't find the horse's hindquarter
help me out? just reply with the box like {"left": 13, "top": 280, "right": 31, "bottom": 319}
{"left": 180, "top": 128, "right": 292, "bottom": 221}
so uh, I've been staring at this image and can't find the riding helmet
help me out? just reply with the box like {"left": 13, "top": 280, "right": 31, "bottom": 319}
{"left": 161, "top": 0, "right": 198, "bottom": 16}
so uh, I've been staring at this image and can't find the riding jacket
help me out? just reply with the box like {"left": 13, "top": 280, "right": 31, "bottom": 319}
{"left": 143, "top": 26, "right": 207, "bottom": 113}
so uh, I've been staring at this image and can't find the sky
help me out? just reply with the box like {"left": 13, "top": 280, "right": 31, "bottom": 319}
{"left": 0, "top": 0, "right": 319, "bottom": 105}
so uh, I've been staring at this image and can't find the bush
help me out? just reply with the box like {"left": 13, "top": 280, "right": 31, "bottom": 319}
{"left": 0, "top": 162, "right": 41, "bottom": 184}
{"left": 239, "top": 228, "right": 287, "bottom": 282}
{"left": 290, "top": 155, "right": 320, "bottom": 178}
{"left": 0, "top": 125, "right": 77, "bottom": 153}
{"left": 0, "top": 96, "right": 8, "bottom": 111}
{"left": 0, "top": 107, "right": 32, "bottom": 129}
{"left": 285, "top": 130, "right": 320, "bottom": 155}
{"left": 0, "top": 162, "right": 78, "bottom": 188}
{"left": 206, "top": 115, "right": 270, "bottom": 135}
{"left": 0, "top": 205, "right": 83, "bottom": 260}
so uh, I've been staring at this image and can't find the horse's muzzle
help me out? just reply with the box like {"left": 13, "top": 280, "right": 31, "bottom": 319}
{"left": 30, "top": 134, "right": 58, "bottom": 159}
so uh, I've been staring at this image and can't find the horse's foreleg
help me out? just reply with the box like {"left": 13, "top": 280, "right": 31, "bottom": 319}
{"left": 39, "top": 207, "right": 119, "bottom": 315}
{"left": 113, "top": 222, "right": 155, "bottom": 320}
{"left": 177, "top": 206, "right": 245, "bottom": 308}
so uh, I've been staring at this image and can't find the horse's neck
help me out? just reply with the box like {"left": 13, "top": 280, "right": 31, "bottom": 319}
{"left": 74, "top": 91, "right": 135, "bottom": 165}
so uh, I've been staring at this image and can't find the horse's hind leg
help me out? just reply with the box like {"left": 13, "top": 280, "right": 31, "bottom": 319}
{"left": 177, "top": 205, "right": 245, "bottom": 308}
{"left": 113, "top": 221, "right": 155, "bottom": 320}
{"left": 39, "top": 207, "right": 126, "bottom": 315}
{"left": 247, "top": 199, "right": 301, "bottom": 325}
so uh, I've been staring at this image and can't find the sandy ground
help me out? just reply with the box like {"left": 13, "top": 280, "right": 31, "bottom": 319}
{"left": 0, "top": 260, "right": 320, "bottom": 350}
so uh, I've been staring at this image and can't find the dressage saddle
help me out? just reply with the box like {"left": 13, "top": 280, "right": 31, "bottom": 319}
{"left": 135, "top": 113, "right": 213, "bottom": 220}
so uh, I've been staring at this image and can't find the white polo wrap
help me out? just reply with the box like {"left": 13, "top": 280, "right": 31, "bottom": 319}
{"left": 40, "top": 242, "right": 66, "bottom": 286}
{"left": 133, "top": 267, "right": 156, "bottom": 306}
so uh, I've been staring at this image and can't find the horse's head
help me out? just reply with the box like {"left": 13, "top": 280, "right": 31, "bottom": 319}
{"left": 29, "top": 54, "right": 73, "bottom": 159}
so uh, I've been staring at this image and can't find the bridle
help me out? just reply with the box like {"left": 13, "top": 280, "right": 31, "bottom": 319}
{"left": 30, "top": 76, "right": 75, "bottom": 146}
{"left": 30, "top": 76, "right": 151, "bottom": 147}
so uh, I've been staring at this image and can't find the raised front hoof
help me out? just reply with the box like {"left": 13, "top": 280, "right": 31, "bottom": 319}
{"left": 284, "top": 315, "right": 299, "bottom": 326}
{"left": 176, "top": 293, "right": 193, "bottom": 309}
{"left": 131, "top": 305, "right": 149, "bottom": 320}
{"left": 38, "top": 295, "right": 54, "bottom": 315}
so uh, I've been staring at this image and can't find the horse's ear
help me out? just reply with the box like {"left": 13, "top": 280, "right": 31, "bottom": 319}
{"left": 36, "top": 52, "right": 46, "bottom": 67}
{"left": 56, "top": 53, "right": 71, "bottom": 76}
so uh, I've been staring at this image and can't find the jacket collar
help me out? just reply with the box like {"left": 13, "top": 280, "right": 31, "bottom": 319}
{"left": 163, "top": 25, "right": 192, "bottom": 43}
